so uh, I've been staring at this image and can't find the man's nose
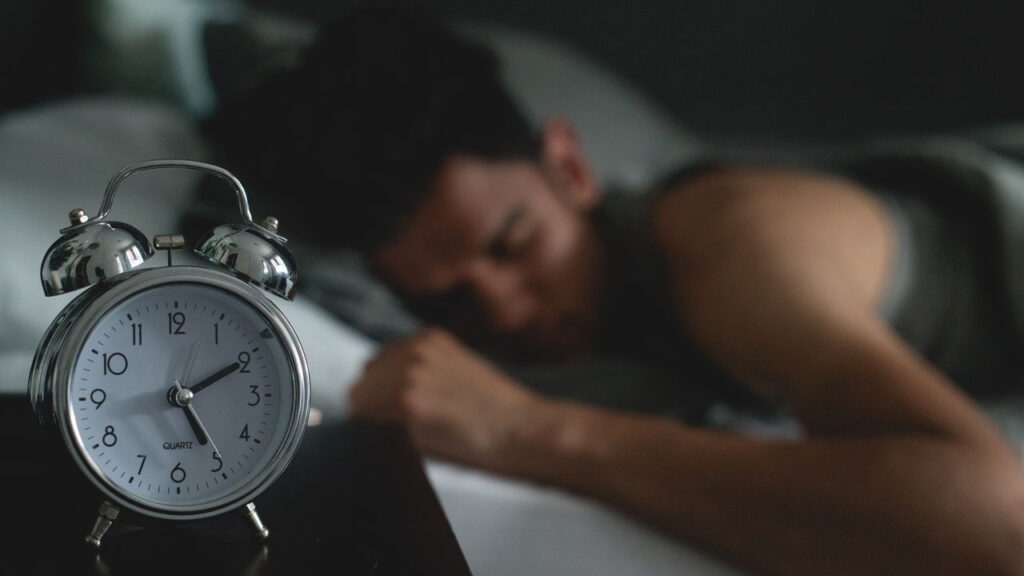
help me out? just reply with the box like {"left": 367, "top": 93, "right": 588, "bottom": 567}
{"left": 466, "top": 262, "right": 535, "bottom": 334}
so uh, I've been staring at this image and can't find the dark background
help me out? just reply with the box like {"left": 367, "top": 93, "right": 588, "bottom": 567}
{"left": 256, "top": 0, "right": 1022, "bottom": 145}
{"left": 1, "top": 0, "right": 1020, "bottom": 145}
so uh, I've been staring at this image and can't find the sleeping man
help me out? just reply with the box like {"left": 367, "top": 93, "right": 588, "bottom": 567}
{"left": 204, "top": 4, "right": 1024, "bottom": 575}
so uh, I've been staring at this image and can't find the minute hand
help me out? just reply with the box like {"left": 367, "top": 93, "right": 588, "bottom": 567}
{"left": 190, "top": 362, "right": 241, "bottom": 395}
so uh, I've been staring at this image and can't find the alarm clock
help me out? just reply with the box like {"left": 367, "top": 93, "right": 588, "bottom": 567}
{"left": 28, "top": 160, "right": 310, "bottom": 548}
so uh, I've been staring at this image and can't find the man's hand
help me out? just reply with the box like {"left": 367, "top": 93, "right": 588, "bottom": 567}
{"left": 347, "top": 327, "right": 545, "bottom": 472}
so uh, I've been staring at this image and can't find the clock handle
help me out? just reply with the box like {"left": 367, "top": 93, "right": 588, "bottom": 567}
{"left": 60, "top": 159, "right": 284, "bottom": 244}
{"left": 41, "top": 159, "right": 299, "bottom": 299}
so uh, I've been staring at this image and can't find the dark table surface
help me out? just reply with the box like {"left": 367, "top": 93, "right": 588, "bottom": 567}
{"left": 0, "top": 394, "right": 473, "bottom": 576}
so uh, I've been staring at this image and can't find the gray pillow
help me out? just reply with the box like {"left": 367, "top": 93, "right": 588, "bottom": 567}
{"left": 289, "top": 243, "right": 422, "bottom": 343}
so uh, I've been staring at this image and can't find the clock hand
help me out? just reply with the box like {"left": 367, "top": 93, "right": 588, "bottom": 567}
{"left": 168, "top": 342, "right": 209, "bottom": 444}
{"left": 189, "top": 362, "right": 241, "bottom": 395}
{"left": 188, "top": 402, "right": 222, "bottom": 457}
{"left": 171, "top": 379, "right": 208, "bottom": 445}
{"left": 180, "top": 342, "right": 200, "bottom": 388}
{"left": 171, "top": 379, "right": 223, "bottom": 458}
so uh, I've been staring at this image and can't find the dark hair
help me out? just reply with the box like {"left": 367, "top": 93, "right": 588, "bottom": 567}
{"left": 205, "top": 2, "right": 539, "bottom": 251}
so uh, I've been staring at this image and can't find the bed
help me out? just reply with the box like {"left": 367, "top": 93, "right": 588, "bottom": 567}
{"left": 3, "top": 2, "right": 1024, "bottom": 575}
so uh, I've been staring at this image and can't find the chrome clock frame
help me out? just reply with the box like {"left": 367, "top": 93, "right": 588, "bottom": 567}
{"left": 29, "top": 266, "right": 311, "bottom": 522}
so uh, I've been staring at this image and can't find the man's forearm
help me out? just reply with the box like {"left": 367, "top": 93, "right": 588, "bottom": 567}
{"left": 502, "top": 400, "right": 1024, "bottom": 576}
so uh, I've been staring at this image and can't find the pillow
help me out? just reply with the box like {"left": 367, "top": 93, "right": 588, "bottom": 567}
{"left": 0, "top": 95, "right": 210, "bottom": 393}
{"left": 453, "top": 19, "right": 703, "bottom": 191}
{"left": 85, "top": 0, "right": 248, "bottom": 118}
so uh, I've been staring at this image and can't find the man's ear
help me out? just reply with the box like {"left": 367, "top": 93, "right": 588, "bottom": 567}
{"left": 539, "top": 118, "right": 599, "bottom": 211}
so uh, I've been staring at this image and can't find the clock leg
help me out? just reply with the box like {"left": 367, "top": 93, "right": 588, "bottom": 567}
{"left": 243, "top": 502, "right": 270, "bottom": 541}
{"left": 84, "top": 500, "right": 121, "bottom": 548}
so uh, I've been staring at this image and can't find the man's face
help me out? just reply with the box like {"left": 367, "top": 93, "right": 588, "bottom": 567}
{"left": 372, "top": 153, "right": 605, "bottom": 361}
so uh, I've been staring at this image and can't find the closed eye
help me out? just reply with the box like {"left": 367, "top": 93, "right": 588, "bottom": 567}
{"left": 497, "top": 222, "right": 539, "bottom": 262}
{"left": 488, "top": 205, "right": 534, "bottom": 262}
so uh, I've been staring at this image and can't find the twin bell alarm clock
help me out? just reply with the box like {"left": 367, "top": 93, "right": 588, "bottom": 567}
{"left": 28, "top": 160, "right": 310, "bottom": 548}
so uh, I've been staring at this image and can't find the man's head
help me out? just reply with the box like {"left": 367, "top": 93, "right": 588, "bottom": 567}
{"left": 373, "top": 120, "right": 605, "bottom": 360}
{"left": 211, "top": 3, "right": 605, "bottom": 359}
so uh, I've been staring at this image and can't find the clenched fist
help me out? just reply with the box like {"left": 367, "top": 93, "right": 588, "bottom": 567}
{"left": 347, "top": 327, "right": 549, "bottom": 473}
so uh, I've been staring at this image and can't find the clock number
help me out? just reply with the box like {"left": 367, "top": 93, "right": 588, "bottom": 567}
{"left": 136, "top": 454, "right": 147, "bottom": 475}
{"left": 102, "top": 425, "right": 117, "bottom": 447}
{"left": 102, "top": 352, "right": 127, "bottom": 376}
{"left": 210, "top": 451, "right": 223, "bottom": 473}
{"left": 239, "top": 424, "right": 250, "bottom": 441}
{"left": 247, "top": 385, "right": 261, "bottom": 406}
{"left": 90, "top": 388, "right": 107, "bottom": 409}
{"left": 167, "top": 312, "right": 186, "bottom": 335}
{"left": 238, "top": 351, "right": 251, "bottom": 373}
{"left": 171, "top": 462, "right": 187, "bottom": 484}
{"left": 131, "top": 323, "right": 142, "bottom": 346}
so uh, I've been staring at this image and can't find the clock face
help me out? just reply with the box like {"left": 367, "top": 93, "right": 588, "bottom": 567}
{"left": 64, "top": 280, "right": 301, "bottom": 514}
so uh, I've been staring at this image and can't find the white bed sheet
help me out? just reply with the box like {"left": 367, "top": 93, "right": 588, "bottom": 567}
{"left": 426, "top": 460, "right": 751, "bottom": 576}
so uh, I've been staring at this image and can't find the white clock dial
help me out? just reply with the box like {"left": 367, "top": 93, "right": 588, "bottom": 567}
{"left": 65, "top": 281, "right": 298, "bottom": 513}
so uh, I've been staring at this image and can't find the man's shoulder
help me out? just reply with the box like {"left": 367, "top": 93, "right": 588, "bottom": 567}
{"left": 649, "top": 164, "right": 887, "bottom": 273}
{"left": 647, "top": 167, "right": 763, "bottom": 271}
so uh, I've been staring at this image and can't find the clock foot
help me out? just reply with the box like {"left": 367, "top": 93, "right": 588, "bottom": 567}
{"left": 243, "top": 502, "right": 270, "bottom": 540}
{"left": 84, "top": 500, "right": 120, "bottom": 548}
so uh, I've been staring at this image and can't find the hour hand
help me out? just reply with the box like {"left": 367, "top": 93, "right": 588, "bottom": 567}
{"left": 190, "top": 362, "right": 241, "bottom": 395}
